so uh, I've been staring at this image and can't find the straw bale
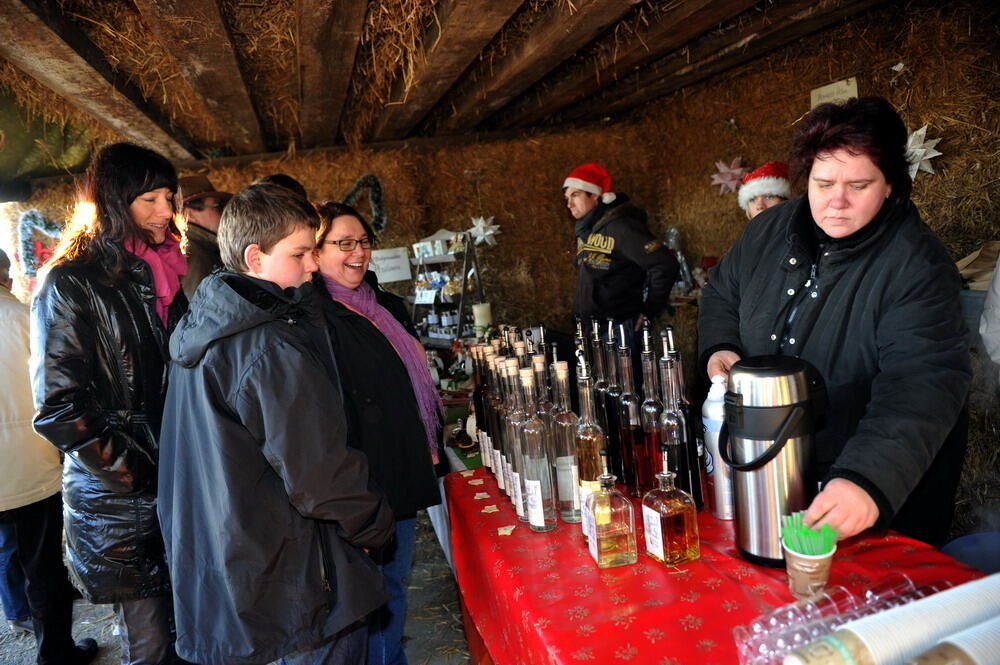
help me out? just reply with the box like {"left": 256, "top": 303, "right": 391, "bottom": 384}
{"left": 340, "top": 0, "right": 439, "bottom": 145}
{"left": 57, "top": 0, "right": 226, "bottom": 150}
{"left": 0, "top": 58, "right": 120, "bottom": 146}
{"left": 218, "top": 0, "right": 298, "bottom": 149}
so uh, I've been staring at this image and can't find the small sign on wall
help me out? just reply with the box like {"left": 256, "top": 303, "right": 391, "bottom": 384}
{"left": 810, "top": 78, "right": 858, "bottom": 108}
{"left": 371, "top": 247, "right": 412, "bottom": 283}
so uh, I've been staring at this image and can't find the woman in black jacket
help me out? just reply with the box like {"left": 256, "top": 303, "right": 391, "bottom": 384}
{"left": 699, "top": 98, "right": 970, "bottom": 546}
{"left": 31, "top": 142, "right": 188, "bottom": 664}
{"left": 313, "top": 202, "right": 441, "bottom": 665}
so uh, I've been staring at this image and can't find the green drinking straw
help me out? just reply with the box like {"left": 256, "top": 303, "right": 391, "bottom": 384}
{"left": 782, "top": 512, "right": 838, "bottom": 555}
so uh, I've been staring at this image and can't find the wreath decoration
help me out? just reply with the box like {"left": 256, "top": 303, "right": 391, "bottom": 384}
{"left": 18, "top": 209, "right": 62, "bottom": 276}
{"left": 342, "top": 174, "right": 387, "bottom": 235}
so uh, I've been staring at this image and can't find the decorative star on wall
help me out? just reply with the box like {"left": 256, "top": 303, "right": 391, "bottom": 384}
{"left": 906, "top": 125, "right": 943, "bottom": 179}
{"left": 468, "top": 216, "right": 501, "bottom": 246}
{"left": 710, "top": 157, "right": 748, "bottom": 195}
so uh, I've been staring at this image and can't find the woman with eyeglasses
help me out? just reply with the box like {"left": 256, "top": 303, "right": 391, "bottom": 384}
{"left": 312, "top": 201, "right": 441, "bottom": 665}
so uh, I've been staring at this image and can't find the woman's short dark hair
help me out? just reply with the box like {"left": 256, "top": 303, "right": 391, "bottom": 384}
{"left": 315, "top": 201, "right": 376, "bottom": 245}
{"left": 219, "top": 183, "right": 320, "bottom": 273}
{"left": 790, "top": 97, "right": 911, "bottom": 200}
{"left": 52, "top": 142, "right": 179, "bottom": 278}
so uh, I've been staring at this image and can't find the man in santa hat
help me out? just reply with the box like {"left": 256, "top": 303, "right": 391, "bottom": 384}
{"left": 563, "top": 162, "right": 678, "bottom": 332}
{"left": 738, "top": 161, "right": 791, "bottom": 219}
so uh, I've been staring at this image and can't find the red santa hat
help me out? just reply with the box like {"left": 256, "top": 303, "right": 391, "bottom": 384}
{"left": 563, "top": 162, "right": 617, "bottom": 204}
{"left": 738, "top": 161, "right": 791, "bottom": 210}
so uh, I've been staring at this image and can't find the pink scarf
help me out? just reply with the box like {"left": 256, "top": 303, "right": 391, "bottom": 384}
{"left": 125, "top": 234, "right": 187, "bottom": 326}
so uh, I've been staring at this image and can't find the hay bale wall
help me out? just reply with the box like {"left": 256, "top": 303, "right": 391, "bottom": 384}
{"left": 4, "top": 0, "right": 996, "bottom": 536}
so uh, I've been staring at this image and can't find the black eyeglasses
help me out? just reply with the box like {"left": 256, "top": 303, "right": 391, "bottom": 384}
{"left": 325, "top": 238, "right": 373, "bottom": 252}
{"left": 184, "top": 201, "right": 222, "bottom": 211}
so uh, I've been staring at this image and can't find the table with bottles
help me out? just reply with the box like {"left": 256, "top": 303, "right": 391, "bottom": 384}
{"left": 445, "top": 466, "right": 982, "bottom": 665}
{"left": 450, "top": 325, "right": 982, "bottom": 665}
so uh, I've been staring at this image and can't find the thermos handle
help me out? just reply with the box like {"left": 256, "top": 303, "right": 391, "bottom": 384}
{"left": 719, "top": 405, "right": 805, "bottom": 471}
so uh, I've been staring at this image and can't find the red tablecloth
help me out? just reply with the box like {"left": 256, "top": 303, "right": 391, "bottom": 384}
{"left": 445, "top": 467, "right": 982, "bottom": 665}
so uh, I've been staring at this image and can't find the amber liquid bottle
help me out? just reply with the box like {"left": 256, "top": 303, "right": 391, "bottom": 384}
{"left": 664, "top": 327, "right": 704, "bottom": 511}
{"left": 638, "top": 323, "right": 662, "bottom": 496}
{"left": 584, "top": 450, "right": 638, "bottom": 568}
{"left": 641, "top": 447, "right": 700, "bottom": 566}
{"left": 574, "top": 347, "right": 605, "bottom": 541}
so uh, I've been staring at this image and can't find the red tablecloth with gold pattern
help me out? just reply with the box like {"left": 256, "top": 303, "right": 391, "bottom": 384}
{"left": 445, "top": 467, "right": 982, "bottom": 665}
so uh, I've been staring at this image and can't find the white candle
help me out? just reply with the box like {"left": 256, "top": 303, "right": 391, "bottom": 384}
{"left": 472, "top": 302, "right": 493, "bottom": 328}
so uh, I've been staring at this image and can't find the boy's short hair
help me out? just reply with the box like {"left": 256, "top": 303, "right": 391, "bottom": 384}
{"left": 218, "top": 183, "right": 320, "bottom": 272}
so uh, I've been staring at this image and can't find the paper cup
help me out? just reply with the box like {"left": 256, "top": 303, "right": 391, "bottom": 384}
{"left": 783, "top": 540, "right": 836, "bottom": 600}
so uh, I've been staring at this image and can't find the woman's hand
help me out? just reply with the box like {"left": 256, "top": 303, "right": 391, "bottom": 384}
{"left": 804, "top": 478, "right": 879, "bottom": 539}
{"left": 707, "top": 350, "right": 741, "bottom": 379}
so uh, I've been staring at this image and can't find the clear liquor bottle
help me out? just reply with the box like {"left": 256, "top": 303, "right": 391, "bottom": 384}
{"left": 488, "top": 355, "right": 508, "bottom": 494}
{"left": 574, "top": 348, "right": 605, "bottom": 541}
{"left": 589, "top": 318, "right": 609, "bottom": 436}
{"left": 484, "top": 352, "right": 502, "bottom": 480}
{"left": 616, "top": 323, "right": 644, "bottom": 497}
{"left": 472, "top": 346, "right": 491, "bottom": 473}
{"left": 583, "top": 450, "right": 638, "bottom": 568}
{"left": 638, "top": 324, "right": 662, "bottom": 496}
{"left": 503, "top": 359, "right": 528, "bottom": 520}
{"left": 519, "top": 369, "right": 557, "bottom": 532}
{"left": 641, "top": 446, "right": 700, "bottom": 566}
{"left": 531, "top": 354, "right": 556, "bottom": 469}
{"left": 602, "top": 319, "right": 623, "bottom": 482}
{"left": 513, "top": 339, "right": 528, "bottom": 368}
{"left": 551, "top": 360, "right": 581, "bottom": 523}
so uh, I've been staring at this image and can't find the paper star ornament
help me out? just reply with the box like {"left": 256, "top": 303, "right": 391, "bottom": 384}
{"left": 906, "top": 125, "right": 943, "bottom": 179}
{"left": 468, "top": 216, "right": 501, "bottom": 246}
{"left": 710, "top": 157, "right": 749, "bottom": 195}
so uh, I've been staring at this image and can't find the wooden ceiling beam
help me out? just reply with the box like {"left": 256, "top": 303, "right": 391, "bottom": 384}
{"left": 435, "top": 0, "right": 643, "bottom": 134}
{"left": 494, "top": 0, "right": 760, "bottom": 130}
{"left": 132, "top": 0, "right": 265, "bottom": 155}
{"left": 369, "top": 0, "right": 523, "bottom": 142}
{"left": 0, "top": 0, "right": 195, "bottom": 159}
{"left": 296, "top": 0, "right": 368, "bottom": 148}
{"left": 562, "top": 0, "right": 887, "bottom": 123}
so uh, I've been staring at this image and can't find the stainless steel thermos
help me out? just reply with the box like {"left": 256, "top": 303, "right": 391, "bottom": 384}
{"left": 719, "top": 356, "right": 826, "bottom": 567}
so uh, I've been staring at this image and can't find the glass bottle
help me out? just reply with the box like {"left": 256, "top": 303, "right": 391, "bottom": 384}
{"left": 641, "top": 446, "right": 700, "bottom": 566}
{"left": 589, "top": 318, "right": 609, "bottom": 437}
{"left": 519, "top": 369, "right": 557, "bottom": 532}
{"left": 513, "top": 339, "right": 528, "bottom": 368}
{"left": 583, "top": 450, "right": 638, "bottom": 568}
{"left": 602, "top": 319, "right": 623, "bottom": 481}
{"left": 503, "top": 359, "right": 528, "bottom": 520}
{"left": 471, "top": 346, "right": 490, "bottom": 472}
{"left": 638, "top": 324, "right": 662, "bottom": 496}
{"left": 574, "top": 348, "right": 605, "bottom": 541}
{"left": 531, "top": 354, "right": 556, "bottom": 468}
{"left": 664, "top": 327, "right": 705, "bottom": 511}
{"left": 489, "top": 355, "right": 508, "bottom": 494}
{"left": 616, "top": 323, "right": 643, "bottom": 497}
{"left": 551, "top": 360, "right": 581, "bottom": 523}
{"left": 658, "top": 333, "right": 692, "bottom": 500}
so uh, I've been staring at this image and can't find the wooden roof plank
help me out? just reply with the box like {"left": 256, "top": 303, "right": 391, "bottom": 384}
{"left": 0, "top": 0, "right": 194, "bottom": 159}
{"left": 369, "top": 0, "right": 523, "bottom": 142}
{"left": 495, "top": 0, "right": 760, "bottom": 130}
{"left": 436, "top": 0, "right": 643, "bottom": 134}
{"left": 562, "top": 0, "right": 887, "bottom": 123}
{"left": 131, "top": 0, "right": 265, "bottom": 154}
{"left": 296, "top": 0, "right": 368, "bottom": 148}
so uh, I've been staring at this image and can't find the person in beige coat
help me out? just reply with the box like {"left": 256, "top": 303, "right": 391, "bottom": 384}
{"left": 0, "top": 249, "right": 98, "bottom": 665}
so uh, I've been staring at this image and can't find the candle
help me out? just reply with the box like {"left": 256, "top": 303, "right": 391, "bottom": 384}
{"left": 472, "top": 302, "right": 493, "bottom": 329}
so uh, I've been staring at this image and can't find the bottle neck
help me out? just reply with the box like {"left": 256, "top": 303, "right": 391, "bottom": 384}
{"left": 522, "top": 381, "right": 538, "bottom": 412}
{"left": 659, "top": 358, "right": 679, "bottom": 408}
{"left": 619, "top": 348, "right": 635, "bottom": 394}
{"left": 604, "top": 343, "right": 619, "bottom": 387}
{"left": 590, "top": 338, "right": 606, "bottom": 382}
{"left": 533, "top": 365, "right": 550, "bottom": 403}
{"left": 553, "top": 372, "right": 571, "bottom": 411}
{"left": 578, "top": 377, "right": 597, "bottom": 423}
{"left": 641, "top": 352, "right": 658, "bottom": 402}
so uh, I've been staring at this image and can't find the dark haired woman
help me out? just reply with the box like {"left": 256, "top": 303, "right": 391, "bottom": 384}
{"left": 699, "top": 97, "right": 970, "bottom": 546}
{"left": 313, "top": 202, "right": 441, "bottom": 665}
{"left": 31, "top": 142, "right": 187, "bottom": 664}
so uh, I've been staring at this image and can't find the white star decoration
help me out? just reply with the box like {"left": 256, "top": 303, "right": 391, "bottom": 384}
{"left": 468, "top": 216, "right": 501, "bottom": 246}
{"left": 710, "top": 157, "right": 748, "bottom": 195}
{"left": 906, "top": 125, "right": 943, "bottom": 180}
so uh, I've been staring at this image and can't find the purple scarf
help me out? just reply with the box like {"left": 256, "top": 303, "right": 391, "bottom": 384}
{"left": 125, "top": 234, "right": 187, "bottom": 326}
{"left": 322, "top": 276, "right": 443, "bottom": 464}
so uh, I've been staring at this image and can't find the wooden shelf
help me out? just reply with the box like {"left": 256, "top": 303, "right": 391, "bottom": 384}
{"left": 410, "top": 254, "right": 457, "bottom": 265}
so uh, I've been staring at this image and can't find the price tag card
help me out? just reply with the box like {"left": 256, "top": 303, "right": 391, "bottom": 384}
{"left": 414, "top": 288, "right": 437, "bottom": 304}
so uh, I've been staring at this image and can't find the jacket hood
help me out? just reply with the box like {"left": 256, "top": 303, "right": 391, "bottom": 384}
{"left": 170, "top": 272, "right": 314, "bottom": 367}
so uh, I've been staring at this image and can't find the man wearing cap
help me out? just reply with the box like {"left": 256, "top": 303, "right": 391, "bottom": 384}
{"left": 178, "top": 175, "right": 231, "bottom": 299}
{"left": 738, "top": 161, "right": 791, "bottom": 220}
{"left": 564, "top": 162, "right": 678, "bottom": 331}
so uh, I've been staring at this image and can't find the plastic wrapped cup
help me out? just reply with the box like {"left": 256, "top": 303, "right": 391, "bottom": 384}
{"left": 782, "top": 540, "right": 836, "bottom": 600}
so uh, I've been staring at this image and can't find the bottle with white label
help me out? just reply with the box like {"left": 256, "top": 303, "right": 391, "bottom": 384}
{"left": 502, "top": 360, "right": 528, "bottom": 520}
{"left": 641, "top": 445, "right": 699, "bottom": 566}
{"left": 550, "top": 361, "right": 581, "bottom": 523}
{"left": 702, "top": 374, "right": 734, "bottom": 520}
{"left": 583, "top": 449, "right": 637, "bottom": 568}
{"left": 519, "top": 368, "right": 557, "bottom": 532}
